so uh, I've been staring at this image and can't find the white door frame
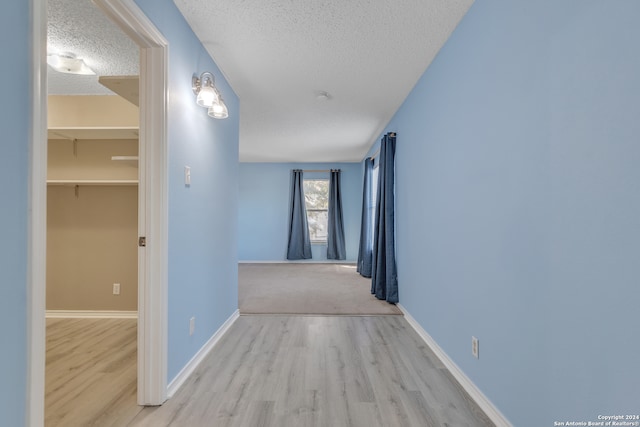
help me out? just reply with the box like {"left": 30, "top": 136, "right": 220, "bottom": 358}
{"left": 94, "top": 0, "right": 169, "bottom": 406}
{"left": 28, "top": 0, "right": 168, "bottom": 423}
{"left": 27, "top": 0, "right": 48, "bottom": 425}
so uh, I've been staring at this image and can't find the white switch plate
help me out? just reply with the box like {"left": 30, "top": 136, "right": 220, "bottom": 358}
{"left": 189, "top": 317, "right": 195, "bottom": 336}
{"left": 113, "top": 283, "right": 121, "bottom": 295}
{"left": 184, "top": 166, "right": 191, "bottom": 186}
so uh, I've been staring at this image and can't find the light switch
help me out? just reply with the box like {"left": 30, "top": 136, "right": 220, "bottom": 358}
{"left": 184, "top": 166, "right": 191, "bottom": 186}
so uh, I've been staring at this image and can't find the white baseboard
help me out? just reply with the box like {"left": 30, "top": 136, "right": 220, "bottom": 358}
{"left": 239, "top": 260, "right": 356, "bottom": 264}
{"left": 397, "top": 304, "right": 512, "bottom": 427}
{"left": 167, "top": 309, "right": 240, "bottom": 398}
{"left": 238, "top": 260, "right": 286, "bottom": 264}
{"left": 45, "top": 310, "right": 138, "bottom": 319}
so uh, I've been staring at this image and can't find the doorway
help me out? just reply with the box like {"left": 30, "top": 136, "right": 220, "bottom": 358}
{"left": 29, "top": 0, "right": 169, "bottom": 424}
{"left": 45, "top": 94, "right": 140, "bottom": 424}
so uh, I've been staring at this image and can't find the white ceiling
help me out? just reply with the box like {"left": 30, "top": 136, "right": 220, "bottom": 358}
{"left": 48, "top": 0, "right": 474, "bottom": 162}
{"left": 47, "top": 0, "right": 138, "bottom": 96}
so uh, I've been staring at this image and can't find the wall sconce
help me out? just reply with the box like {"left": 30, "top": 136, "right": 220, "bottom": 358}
{"left": 192, "top": 71, "right": 228, "bottom": 119}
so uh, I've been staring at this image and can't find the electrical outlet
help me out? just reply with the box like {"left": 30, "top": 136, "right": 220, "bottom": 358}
{"left": 184, "top": 166, "right": 191, "bottom": 186}
{"left": 189, "top": 317, "right": 195, "bottom": 336}
{"left": 113, "top": 283, "right": 121, "bottom": 295}
{"left": 472, "top": 336, "right": 479, "bottom": 359}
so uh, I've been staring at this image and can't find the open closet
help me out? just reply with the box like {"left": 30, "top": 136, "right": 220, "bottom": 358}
{"left": 46, "top": 94, "right": 139, "bottom": 314}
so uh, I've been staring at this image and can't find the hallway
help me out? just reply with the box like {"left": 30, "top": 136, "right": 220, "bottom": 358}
{"left": 46, "top": 315, "right": 493, "bottom": 426}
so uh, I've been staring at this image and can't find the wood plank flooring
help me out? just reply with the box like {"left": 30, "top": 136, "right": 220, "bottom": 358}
{"left": 130, "top": 316, "right": 494, "bottom": 427}
{"left": 45, "top": 318, "right": 141, "bottom": 427}
{"left": 46, "top": 316, "right": 494, "bottom": 426}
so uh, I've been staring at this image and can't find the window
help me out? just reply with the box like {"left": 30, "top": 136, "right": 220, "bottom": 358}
{"left": 304, "top": 179, "right": 329, "bottom": 243}
{"left": 370, "top": 163, "right": 379, "bottom": 249}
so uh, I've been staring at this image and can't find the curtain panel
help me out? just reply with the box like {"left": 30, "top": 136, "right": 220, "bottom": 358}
{"left": 357, "top": 158, "right": 374, "bottom": 276}
{"left": 286, "top": 169, "right": 312, "bottom": 260}
{"left": 371, "top": 133, "right": 398, "bottom": 303}
{"left": 327, "top": 169, "right": 346, "bottom": 260}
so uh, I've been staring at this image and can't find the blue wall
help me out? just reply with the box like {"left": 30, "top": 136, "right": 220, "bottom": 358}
{"left": 238, "top": 163, "right": 362, "bottom": 262}
{"left": 135, "top": 0, "right": 239, "bottom": 382}
{"left": 381, "top": 1, "right": 640, "bottom": 425}
{"left": 0, "top": 1, "right": 30, "bottom": 425}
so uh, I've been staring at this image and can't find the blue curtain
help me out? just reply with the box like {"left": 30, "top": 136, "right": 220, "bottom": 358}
{"left": 286, "top": 169, "right": 312, "bottom": 260}
{"left": 357, "top": 158, "right": 374, "bottom": 277}
{"left": 371, "top": 133, "right": 398, "bottom": 303}
{"left": 327, "top": 169, "right": 346, "bottom": 260}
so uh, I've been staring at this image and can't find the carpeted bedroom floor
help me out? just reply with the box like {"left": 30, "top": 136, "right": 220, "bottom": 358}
{"left": 238, "top": 263, "right": 402, "bottom": 315}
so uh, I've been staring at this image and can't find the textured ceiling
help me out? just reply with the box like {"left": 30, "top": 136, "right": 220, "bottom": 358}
{"left": 47, "top": 0, "right": 138, "bottom": 96}
{"left": 48, "top": 0, "right": 473, "bottom": 162}
{"left": 175, "top": 0, "right": 474, "bottom": 162}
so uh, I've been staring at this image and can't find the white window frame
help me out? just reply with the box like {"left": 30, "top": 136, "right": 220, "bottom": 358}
{"left": 304, "top": 178, "right": 329, "bottom": 244}
{"left": 370, "top": 162, "right": 379, "bottom": 249}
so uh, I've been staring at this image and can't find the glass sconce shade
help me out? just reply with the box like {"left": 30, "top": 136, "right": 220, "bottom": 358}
{"left": 196, "top": 85, "right": 219, "bottom": 108}
{"left": 193, "top": 71, "right": 228, "bottom": 119}
{"left": 208, "top": 100, "right": 228, "bottom": 119}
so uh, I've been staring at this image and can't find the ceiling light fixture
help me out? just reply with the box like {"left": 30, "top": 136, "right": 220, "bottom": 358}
{"left": 47, "top": 52, "right": 95, "bottom": 75}
{"left": 192, "top": 71, "right": 228, "bottom": 119}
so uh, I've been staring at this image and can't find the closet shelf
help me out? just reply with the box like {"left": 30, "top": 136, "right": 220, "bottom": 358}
{"left": 111, "top": 156, "right": 139, "bottom": 162}
{"left": 47, "top": 179, "right": 138, "bottom": 186}
{"left": 48, "top": 127, "right": 139, "bottom": 140}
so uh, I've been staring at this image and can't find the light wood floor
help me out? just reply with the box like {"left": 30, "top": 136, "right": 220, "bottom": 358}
{"left": 46, "top": 316, "right": 494, "bottom": 427}
{"left": 45, "top": 318, "right": 141, "bottom": 427}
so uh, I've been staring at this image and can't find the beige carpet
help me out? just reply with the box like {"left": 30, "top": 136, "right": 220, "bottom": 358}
{"left": 238, "top": 263, "right": 402, "bottom": 315}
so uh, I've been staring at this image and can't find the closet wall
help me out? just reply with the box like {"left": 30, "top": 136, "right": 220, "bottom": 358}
{"left": 47, "top": 95, "right": 139, "bottom": 311}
